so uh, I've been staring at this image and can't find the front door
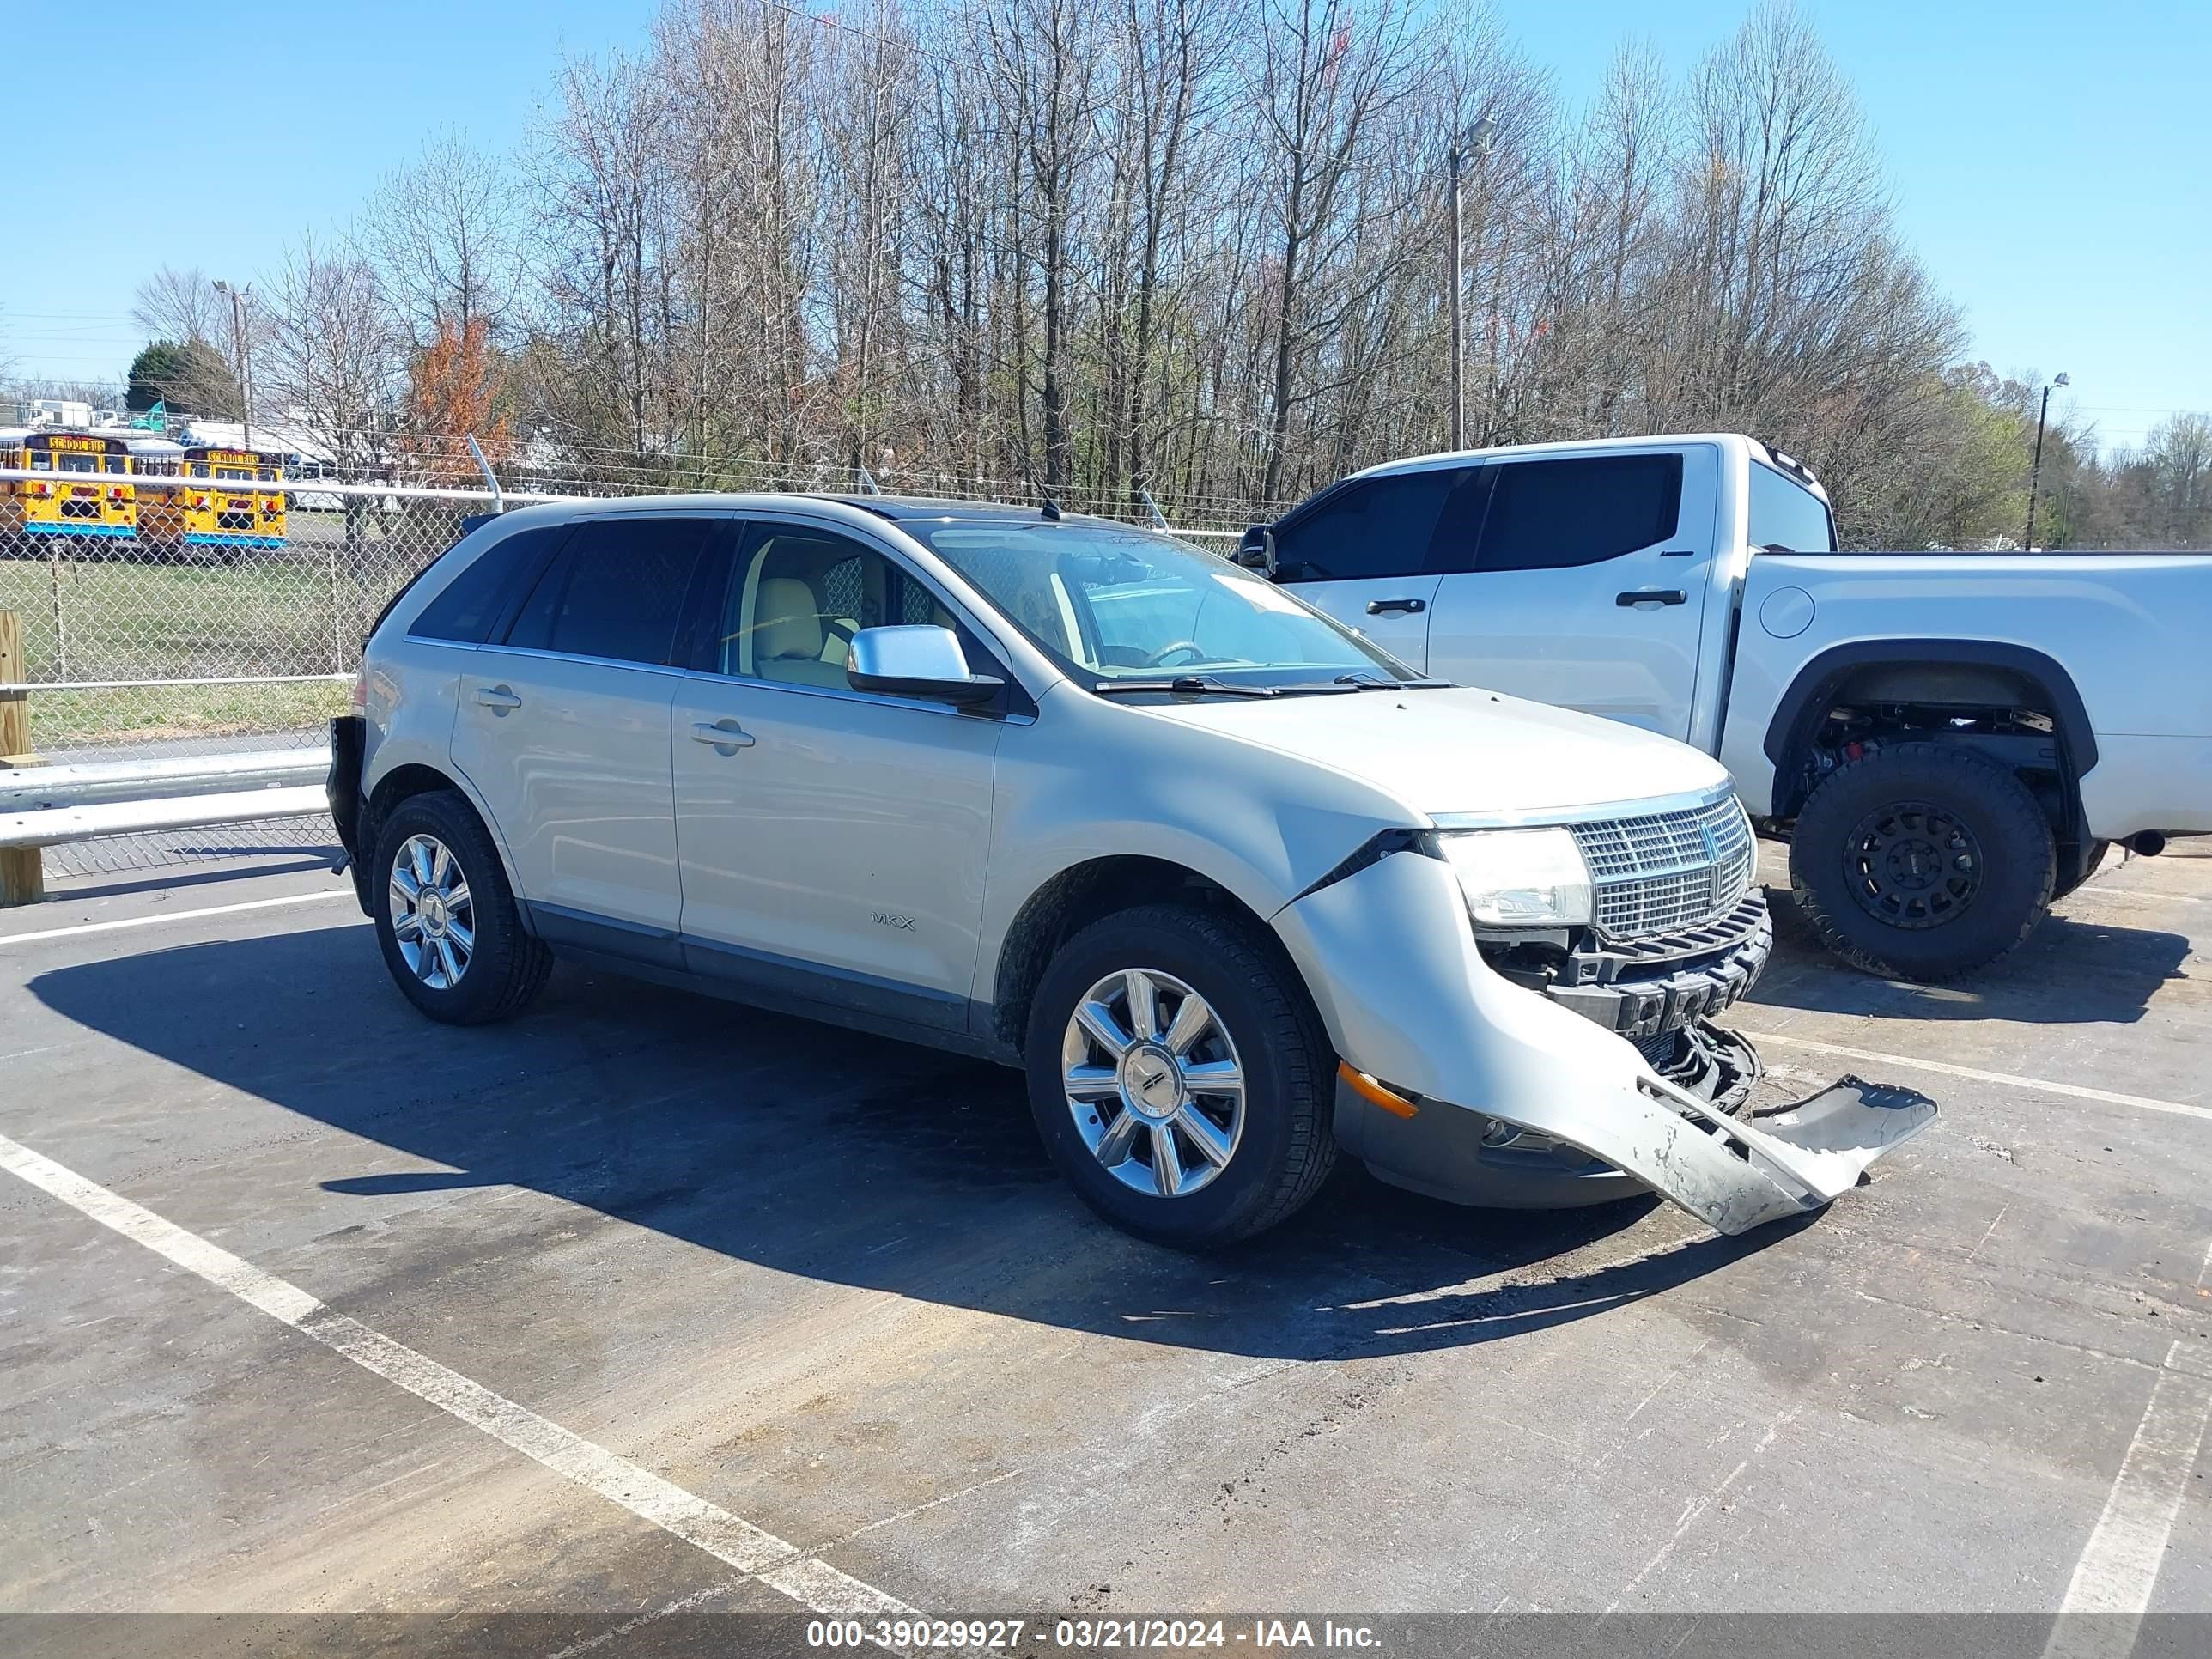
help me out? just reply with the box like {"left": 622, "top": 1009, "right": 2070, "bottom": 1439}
{"left": 1268, "top": 467, "right": 1474, "bottom": 672}
{"left": 1423, "top": 446, "right": 1717, "bottom": 740}
{"left": 672, "top": 519, "right": 1005, "bottom": 1033}
{"left": 449, "top": 514, "right": 721, "bottom": 948}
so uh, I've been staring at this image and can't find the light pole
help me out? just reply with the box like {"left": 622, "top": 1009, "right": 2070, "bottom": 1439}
{"left": 2023, "top": 371, "right": 2069, "bottom": 551}
{"left": 212, "top": 279, "right": 253, "bottom": 450}
{"left": 1447, "top": 116, "right": 1498, "bottom": 452}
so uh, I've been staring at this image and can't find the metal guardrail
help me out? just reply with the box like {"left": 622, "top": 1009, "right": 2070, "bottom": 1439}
{"left": 0, "top": 747, "right": 329, "bottom": 855}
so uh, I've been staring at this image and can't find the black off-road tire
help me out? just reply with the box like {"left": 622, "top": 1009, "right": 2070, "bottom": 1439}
{"left": 372, "top": 789, "right": 553, "bottom": 1024}
{"left": 1024, "top": 904, "right": 1337, "bottom": 1249}
{"left": 1790, "top": 742, "right": 2056, "bottom": 982}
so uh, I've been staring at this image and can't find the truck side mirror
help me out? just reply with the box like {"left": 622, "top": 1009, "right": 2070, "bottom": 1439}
{"left": 1233, "top": 524, "right": 1274, "bottom": 574}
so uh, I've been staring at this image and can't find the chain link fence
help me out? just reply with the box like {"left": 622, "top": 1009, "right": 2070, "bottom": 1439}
{"left": 1, "top": 465, "right": 1252, "bottom": 881}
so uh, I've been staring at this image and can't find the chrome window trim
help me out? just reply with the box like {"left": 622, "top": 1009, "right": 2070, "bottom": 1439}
{"left": 1430, "top": 782, "right": 1739, "bottom": 832}
{"left": 678, "top": 666, "right": 1036, "bottom": 726}
{"left": 469, "top": 642, "right": 690, "bottom": 678}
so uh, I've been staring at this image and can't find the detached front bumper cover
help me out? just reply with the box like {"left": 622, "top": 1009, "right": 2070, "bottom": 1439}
{"left": 1599, "top": 1066, "right": 1936, "bottom": 1234}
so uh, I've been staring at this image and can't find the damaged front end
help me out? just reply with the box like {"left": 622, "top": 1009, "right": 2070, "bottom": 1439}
{"left": 1279, "top": 840, "right": 1937, "bottom": 1236}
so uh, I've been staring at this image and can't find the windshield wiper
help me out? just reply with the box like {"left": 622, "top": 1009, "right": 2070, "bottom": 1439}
{"left": 1330, "top": 672, "right": 1454, "bottom": 690}
{"left": 1092, "top": 675, "right": 1279, "bottom": 698}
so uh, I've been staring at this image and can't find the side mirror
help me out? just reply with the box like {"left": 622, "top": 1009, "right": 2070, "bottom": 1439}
{"left": 847, "top": 624, "right": 1005, "bottom": 707}
{"left": 1232, "top": 524, "right": 1275, "bottom": 573}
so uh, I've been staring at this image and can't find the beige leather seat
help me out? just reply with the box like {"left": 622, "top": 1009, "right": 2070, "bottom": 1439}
{"left": 753, "top": 576, "right": 850, "bottom": 688}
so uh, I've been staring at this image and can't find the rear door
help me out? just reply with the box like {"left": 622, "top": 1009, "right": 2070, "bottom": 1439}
{"left": 449, "top": 514, "right": 725, "bottom": 955}
{"left": 1268, "top": 468, "right": 1474, "bottom": 672}
{"left": 1423, "top": 446, "right": 1716, "bottom": 739}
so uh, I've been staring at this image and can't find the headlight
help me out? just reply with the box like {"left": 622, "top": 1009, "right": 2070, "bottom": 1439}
{"left": 1437, "top": 827, "right": 1595, "bottom": 928}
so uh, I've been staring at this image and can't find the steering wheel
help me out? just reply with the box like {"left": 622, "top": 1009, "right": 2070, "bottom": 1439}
{"left": 1144, "top": 641, "right": 1207, "bottom": 668}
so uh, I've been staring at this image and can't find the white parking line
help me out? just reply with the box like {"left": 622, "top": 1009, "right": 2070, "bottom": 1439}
{"left": 0, "top": 890, "right": 358, "bottom": 949}
{"left": 1736, "top": 1029, "right": 2212, "bottom": 1123}
{"left": 0, "top": 1127, "right": 917, "bottom": 1620}
{"left": 2044, "top": 1338, "right": 2212, "bottom": 1658}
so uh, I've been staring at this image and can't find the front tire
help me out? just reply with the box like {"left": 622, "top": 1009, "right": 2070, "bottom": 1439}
{"left": 372, "top": 789, "right": 552, "bottom": 1024}
{"left": 1790, "top": 742, "right": 2055, "bottom": 981}
{"left": 1025, "top": 904, "right": 1336, "bottom": 1249}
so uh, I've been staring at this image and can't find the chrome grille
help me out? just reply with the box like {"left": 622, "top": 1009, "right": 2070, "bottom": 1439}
{"left": 1569, "top": 794, "right": 1754, "bottom": 942}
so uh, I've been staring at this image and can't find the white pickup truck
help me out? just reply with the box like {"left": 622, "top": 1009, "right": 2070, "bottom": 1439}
{"left": 1242, "top": 433, "right": 2212, "bottom": 981}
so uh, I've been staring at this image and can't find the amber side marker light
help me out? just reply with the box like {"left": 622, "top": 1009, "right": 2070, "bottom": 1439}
{"left": 1337, "top": 1061, "right": 1419, "bottom": 1119}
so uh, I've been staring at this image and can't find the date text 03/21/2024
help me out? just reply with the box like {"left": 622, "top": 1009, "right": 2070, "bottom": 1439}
{"left": 805, "top": 1619, "right": 1383, "bottom": 1650}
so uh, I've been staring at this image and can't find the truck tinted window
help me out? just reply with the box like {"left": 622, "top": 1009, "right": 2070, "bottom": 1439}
{"left": 1270, "top": 469, "right": 1462, "bottom": 580}
{"left": 1749, "top": 462, "right": 1836, "bottom": 552}
{"left": 1476, "top": 454, "right": 1683, "bottom": 571}
{"left": 409, "top": 525, "right": 570, "bottom": 644}
{"left": 503, "top": 516, "right": 712, "bottom": 665}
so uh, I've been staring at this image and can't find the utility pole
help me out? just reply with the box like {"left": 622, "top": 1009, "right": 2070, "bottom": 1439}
{"left": 2024, "top": 371, "right": 2069, "bottom": 551}
{"left": 213, "top": 279, "right": 253, "bottom": 450}
{"left": 1447, "top": 117, "right": 1498, "bottom": 452}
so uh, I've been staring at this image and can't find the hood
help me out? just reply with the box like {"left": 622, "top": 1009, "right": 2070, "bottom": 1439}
{"left": 1131, "top": 687, "right": 1733, "bottom": 820}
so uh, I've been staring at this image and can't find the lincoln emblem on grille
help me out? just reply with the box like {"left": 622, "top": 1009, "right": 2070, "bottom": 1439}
{"left": 1699, "top": 821, "right": 1723, "bottom": 907}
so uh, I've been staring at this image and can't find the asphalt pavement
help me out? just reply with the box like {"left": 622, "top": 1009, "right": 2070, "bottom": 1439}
{"left": 3, "top": 841, "right": 2210, "bottom": 1652}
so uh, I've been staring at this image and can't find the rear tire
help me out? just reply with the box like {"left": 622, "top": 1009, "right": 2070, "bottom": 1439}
{"left": 1024, "top": 904, "right": 1335, "bottom": 1249}
{"left": 1790, "top": 742, "right": 2055, "bottom": 982}
{"left": 371, "top": 789, "right": 552, "bottom": 1024}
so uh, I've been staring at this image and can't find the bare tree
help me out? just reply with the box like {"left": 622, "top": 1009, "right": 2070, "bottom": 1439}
{"left": 131, "top": 266, "right": 228, "bottom": 348}
{"left": 261, "top": 229, "right": 403, "bottom": 468}
{"left": 1244, "top": 0, "right": 1431, "bottom": 500}
{"left": 365, "top": 128, "right": 521, "bottom": 347}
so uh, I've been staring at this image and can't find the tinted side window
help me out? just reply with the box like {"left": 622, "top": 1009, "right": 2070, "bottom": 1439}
{"left": 1271, "top": 470, "right": 1460, "bottom": 581}
{"left": 505, "top": 517, "right": 711, "bottom": 665}
{"left": 1749, "top": 462, "right": 1836, "bottom": 552}
{"left": 409, "top": 525, "right": 569, "bottom": 643}
{"left": 1476, "top": 454, "right": 1684, "bottom": 572}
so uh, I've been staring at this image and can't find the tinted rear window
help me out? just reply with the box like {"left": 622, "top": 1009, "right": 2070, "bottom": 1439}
{"left": 410, "top": 525, "right": 570, "bottom": 644}
{"left": 1477, "top": 454, "right": 1684, "bottom": 571}
{"left": 1749, "top": 461, "right": 1836, "bottom": 552}
{"left": 503, "top": 516, "right": 712, "bottom": 665}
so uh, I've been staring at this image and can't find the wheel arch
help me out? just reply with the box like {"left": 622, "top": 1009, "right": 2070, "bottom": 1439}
{"left": 1760, "top": 639, "right": 2097, "bottom": 821}
{"left": 362, "top": 761, "right": 531, "bottom": 929}
{"left": 985, "top": 854, "right": 1290, "bottom": 1058}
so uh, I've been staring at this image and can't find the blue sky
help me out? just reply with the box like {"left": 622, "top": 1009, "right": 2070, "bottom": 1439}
{"left": 5, "top": 0, "right": 2204, "bottom": 453}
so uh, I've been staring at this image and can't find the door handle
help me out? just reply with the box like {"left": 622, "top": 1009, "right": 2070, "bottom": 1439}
{"left": 1364, "top": 597, "right": 1427, "bottom": 616}
{"left": 475, "top": 685, "right": 523, "bottom": 711}
{"left": 691, "top": 720, "right": 757, "bottom": 750}
{"left": 1615, "top": 589, "right": 1687, "bottom": 607}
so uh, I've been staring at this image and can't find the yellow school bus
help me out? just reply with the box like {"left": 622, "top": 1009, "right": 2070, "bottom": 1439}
{"left": 0, "top": 429, "right": 137, "bottom": 543}
{"left": 170, "top": 444, "right": 289, "bottom": 556}
{"left": 125, "top": 435, "right": 188, "bottom": 556}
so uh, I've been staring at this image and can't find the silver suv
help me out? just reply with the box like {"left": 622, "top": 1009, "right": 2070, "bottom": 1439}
{"left": 330, "top": 495, "right": 1931, "bottom": 1247}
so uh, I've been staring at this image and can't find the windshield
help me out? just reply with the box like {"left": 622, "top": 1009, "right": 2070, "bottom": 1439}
{"left": 909, "top": 519, "right": 1429, "bottom": 690}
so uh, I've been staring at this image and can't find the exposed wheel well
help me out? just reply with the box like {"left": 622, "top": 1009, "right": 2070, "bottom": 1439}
{"left": 365, "top": 764, "right": 471, "bottom": 856}
{"left": 988, "top": 856, "right": 1279, "bottom": 1054}
{"left": 1765, "top": 643, "right": 2095, "bottom": 889}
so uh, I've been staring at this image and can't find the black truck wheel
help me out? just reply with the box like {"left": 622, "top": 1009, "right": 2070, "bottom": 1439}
{"left": 1790, "top": 742, "right": 2055, "bottom": 982}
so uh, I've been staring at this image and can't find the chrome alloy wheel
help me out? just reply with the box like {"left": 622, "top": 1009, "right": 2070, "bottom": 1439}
{"left": 389, "top": 833, "right": 475, "bottom": 989}
{"left": 1061, "top": 968, "right": 1244, "bottom": 1199}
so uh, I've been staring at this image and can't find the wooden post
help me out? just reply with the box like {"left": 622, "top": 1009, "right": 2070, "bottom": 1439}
{"left": 0, "top": 609, "right": 44, "bottom": 907}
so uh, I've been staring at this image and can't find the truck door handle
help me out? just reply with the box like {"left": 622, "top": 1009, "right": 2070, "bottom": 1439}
{"left": 1364, "top": 598, "right": 1427, "bottom": 616}
{"left": 475, "top": 685, "right": 523, "bottom": 712}
{"left": 1615, "top": 589, "right": 1687, "bottom": 607}
{"left": 691, "top": 720, "right": 756, "bottom": 750}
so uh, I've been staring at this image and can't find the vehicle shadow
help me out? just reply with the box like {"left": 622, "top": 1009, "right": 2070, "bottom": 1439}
{"left": 29, "top": 925, "right": 1801, "bottom": 1363}
{"left": 1748, "top": 879, "right": 2191, "bottom": 1025}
